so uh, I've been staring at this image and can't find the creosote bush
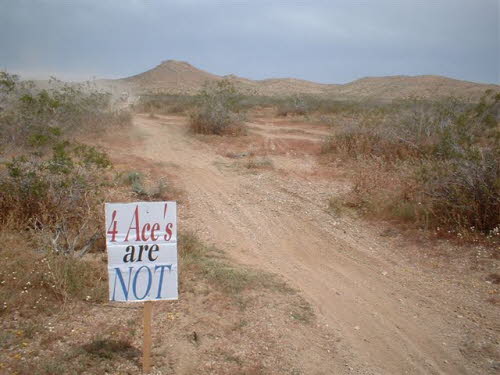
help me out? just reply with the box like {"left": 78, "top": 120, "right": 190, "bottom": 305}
{"left": 0, "top": 141, "right": 112, "bottom": 256}
{"left": 189, "top": 79, "right": 246, "bottom": 136}
{"left": 0, "top": 71, "right": 131, "bottom": 149}
{"left": 415, "top": 152, "right": 499, "bottom": 233}
{"left": 324, "top": 91, "right": 500, "bottom": 237}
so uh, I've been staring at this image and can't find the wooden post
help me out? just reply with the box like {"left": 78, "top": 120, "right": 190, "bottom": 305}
{"left": 143, "top": 301, "right": 153, "bottom": 373}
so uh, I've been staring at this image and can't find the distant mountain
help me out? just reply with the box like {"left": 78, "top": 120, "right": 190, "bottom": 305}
{"left": 121, "top": 60, "right": 219, "bottom": 93}
{"left": 104, "top": 60, "right": 498, "bottom": 100}
{"left": 329, "top": 75, "right": 499, "bottom": 101}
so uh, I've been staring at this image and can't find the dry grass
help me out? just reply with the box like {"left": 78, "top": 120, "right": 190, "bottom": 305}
{"left": 0, "top": 231, "right": 107, "bottom": 317}
{"left": 244, "top": 156, "right": 274, "bottom": 170}
{"left": 179, "top": 231, "right": 293, "bottom": 296}
{"left": 0, "top": 230, "right": 331, "bottom": 375}
{"left": 327, "top": 196, "right": 346, "bottom": 217}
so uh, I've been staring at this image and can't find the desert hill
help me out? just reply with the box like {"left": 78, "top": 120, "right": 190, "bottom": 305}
{"left": 329, "top": 75, "right": 499, "bottom": 101}
{"left": 104, "top": 60, "right": 498, "bottom": 100}
{"left": 122, "top": 60, "right": 219, "bottom": 93}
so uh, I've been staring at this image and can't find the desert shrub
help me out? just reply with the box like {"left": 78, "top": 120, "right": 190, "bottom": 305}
{"left": 348, "top": 149, "right": 500, "bottom": 235}
{"left": 415, "top": 151, "right": 499, "bottom": 233}
{"left": 132, "top": 178, "right": 175, "bottom": 201}
{"left": 189, "top": 79, "right": 246, "bottom": 135}
{"left": 276, "top": 95, "right": 310, "bottom": 116}
{"left": 324, "top": 93, "right": 499, "bottom": 162}
{"left": 232, "top": 95, "right": 279, "bottom": 111}
{"left": 276, "top": 95, "right": 379, "bottom": 117}
{"left": 135, "top": 93, "right": 196, "bottom": 114}
{"left": 347, "top": 158, "right": 414, "bottom": 217}
{"left": 122, "top": 170, "right": 143, "bottom": 186}
{"left": 322, "top": 103, "right": 433, "bottom": 161}
{"left": 145, "top": 178, "right": 174, "bottom": 200}
{"left": 120, "top": 170, "right": 146, "bottom": 195}
{"left": 322, "top": 125, "right": 421, "bottom": 161}
{"left": 0, "top": 71, "right": 131, "bottom": 148}
{"left": 0, "top": 141, "right": 111, "bottom": 256}
{"left": 118, "top": 171, "right": 176, "bottom": 201}
{"left": 327, "top": 91, "right": 500, "bottom": 236}
{"left": 316, "top": 98, "right": 381, "bottom": 115}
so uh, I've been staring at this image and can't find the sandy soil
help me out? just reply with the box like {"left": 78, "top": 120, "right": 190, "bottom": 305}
{"left": 102, "top": 114, "right": 499, "bottom": 375}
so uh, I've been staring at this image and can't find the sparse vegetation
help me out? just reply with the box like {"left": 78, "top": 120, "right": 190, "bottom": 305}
{"left": 134, "top": 90, "right": 378, "bottom": 125}
{"left": 135, "top": 93, "right": 197, "bottom": 115}
{"left": 0, "top": 71, "right": 320, "bottom": 373}
{"left": 179, "top": 231, "right": 293, "bottom": 295}
{"left": 118, "top": 170, "right": 177, "bottom": 201}
{"left": 2, "top": 58, "right": 497, "bottom": 374}
{"left": 1, "top": 229, "right": 316, "bottom": 374}
{"left": 328, "top": 196, "right": 345, "bottom": 217}
{"left": 276, "top": 94, "right": 381, "bottom": 117}
{"left": 277, "top": 95, "right": 309, "bottom": 116}
{"left": 244, "top": 156, "right": 274, "bottom": 170}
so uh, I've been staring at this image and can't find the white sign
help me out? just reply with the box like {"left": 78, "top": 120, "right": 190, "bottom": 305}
{"left": 104, "top": 202, "right": 178, "bottom": 302}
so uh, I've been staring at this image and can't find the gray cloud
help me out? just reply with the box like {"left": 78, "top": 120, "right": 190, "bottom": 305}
{"left": 0, "top": 0, "right": 498, "bottom": 83}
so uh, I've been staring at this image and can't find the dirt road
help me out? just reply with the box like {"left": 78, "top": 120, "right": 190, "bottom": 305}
{"left": 104, "top": 114, "right": 498, "bottom": 374}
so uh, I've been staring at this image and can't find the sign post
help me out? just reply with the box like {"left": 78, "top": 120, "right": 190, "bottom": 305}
{"left": 143, "top": 301, "right": 152, "bottom": 373}
{"left": 105, "top": 201, "right": 178, "bottom": 374}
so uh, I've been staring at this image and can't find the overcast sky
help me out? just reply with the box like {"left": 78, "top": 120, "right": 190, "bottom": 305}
{"left": 0, "top": 0, "right": 498, "bottom": 84}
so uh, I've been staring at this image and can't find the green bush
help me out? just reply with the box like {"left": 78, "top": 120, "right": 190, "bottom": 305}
{"left": 0, "top": 142, "right": 111, "bottom": 255}
{"left": 189, "top": 79, "right": 246, "bottom": 135}
{"left": 0, "top": 71, "right": 131, "bottom": 149}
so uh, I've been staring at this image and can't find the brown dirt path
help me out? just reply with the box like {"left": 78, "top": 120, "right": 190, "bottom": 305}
{"left": 103, "top": 114, "right": 498, "bottom": 374}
